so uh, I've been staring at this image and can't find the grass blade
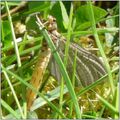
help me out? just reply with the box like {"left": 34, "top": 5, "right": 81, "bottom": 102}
{"left": 1, "top": 65, "right": 24, "bottom": 118}
{"left": 88, "top": 1, "right": 114, "bottom": 95}
{"left": 2, "top": 65, "right": 66, "bottom": 118}
{"left": 4, "top": 1, "right": 21, "bottom": 67}
{"left": 1, "top": 99, "right": 21, "bottom": 119}
{"left": 36, "top": 15, "right": 81, "bottom": 118}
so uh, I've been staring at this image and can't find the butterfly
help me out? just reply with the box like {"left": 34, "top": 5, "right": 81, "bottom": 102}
{"left": 26, "top": 14, "right": 106, "bottom": 111}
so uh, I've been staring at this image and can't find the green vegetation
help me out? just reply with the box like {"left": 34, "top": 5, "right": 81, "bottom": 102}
{"left": 1, "top": 1, "right": 119, "bottom": 119}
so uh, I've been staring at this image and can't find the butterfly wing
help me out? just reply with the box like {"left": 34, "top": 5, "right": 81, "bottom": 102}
{"left": 48, "top": 38, "right": 106, "bottom": 87}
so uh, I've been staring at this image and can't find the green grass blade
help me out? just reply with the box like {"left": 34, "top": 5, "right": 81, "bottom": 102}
{"left": 2, "top": 45, "right": 41, "bottom": 65}
{"left": 67, "top": 66, "right": 118, "bottom": 103}
{"left": 69, "top": 49, "right": 77, "bottom": 117}
{"left": 2, "top": 36, "right": 42, "bottom": 52}
{"left": 94, "top": 91, "right": 119, "bottom": 115}
{"left": 2, "top": 65, "right": 66, "bottom": 118}
{"left": 4, "top": 1, "right": 21, "bottom": 67}
{"left": 71, "top": 27, "right": 119, "bottom": 37}
{"left": 114, "top": 84, "right": 119, "bottom": 118}
{"left": 88, "top": 1, "right": 114, "bottom": 95}
{"left": 1, "top": 65, "right": 25, "bottom": 118}
{"left": 36, "top": 15, "right": 81, "bottom": 118}
{"left": 59, "top": 3, "right": 73, "bottom": 118}
{"left": 1, "top": 99, "right": 21, "bottom": 119}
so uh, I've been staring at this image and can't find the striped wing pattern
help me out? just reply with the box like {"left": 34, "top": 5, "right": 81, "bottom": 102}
{"left": 49, "top": 38, "right": 106, "bottom": 87}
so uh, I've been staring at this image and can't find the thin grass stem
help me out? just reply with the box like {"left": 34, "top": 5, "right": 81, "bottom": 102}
{"left": 88, "top": 1, "right": 114, "bottom": 95}
{"left": 1, "top": 99, "right": 21, "bottom": 119}
{"left": 36, "top": 14, "right": 81, "bottom": 118}
{"left": 2, "top": 65, "right": 66, "bottom": 118}
{"left": 5, "top": 1, "right": 21, "bottom": 67}
{"left": 1, "top": 65, "right": 25, "bottom": 118}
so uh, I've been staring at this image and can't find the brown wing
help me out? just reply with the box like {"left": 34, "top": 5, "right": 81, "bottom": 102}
{"left": 26, "top": 42, "right": 51, "bottom": 111}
